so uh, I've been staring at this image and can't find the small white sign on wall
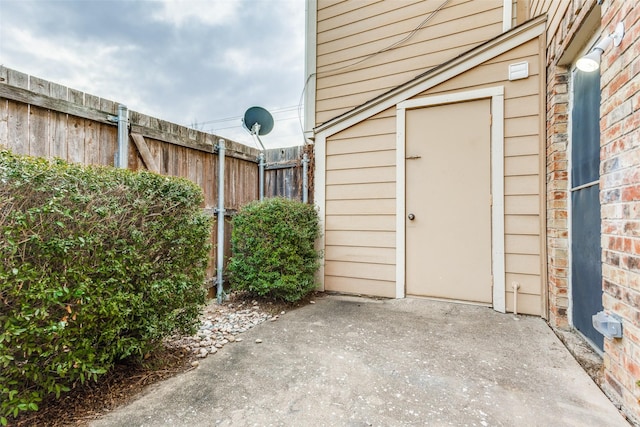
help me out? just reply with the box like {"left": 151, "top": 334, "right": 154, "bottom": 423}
{"left": 508, "top": 61, "right": 529, "bottom": 80}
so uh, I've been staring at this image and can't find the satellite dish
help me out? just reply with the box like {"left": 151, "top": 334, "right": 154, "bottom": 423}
{"left": 243, "top": 106, "right": 274, "bottom": 136}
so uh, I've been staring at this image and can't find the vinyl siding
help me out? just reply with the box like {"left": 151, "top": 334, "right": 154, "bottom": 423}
{"left": 315, "top": 0, "right": 504, "bottom": 125}
{"left": 321, "top": 34, "right": 545, "bottom": 313}
{"left": 417, "top": 37, "right": 545, "bottom": 314}
{"left": 324, "top": 109, "right": 397, "bottom": 296}
{"left": 530, "top": 0, "right": 570, "bottom": 47}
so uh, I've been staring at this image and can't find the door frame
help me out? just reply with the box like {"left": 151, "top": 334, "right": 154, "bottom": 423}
{"left": 396, "top": 86, "right": 506, "bottom": 312}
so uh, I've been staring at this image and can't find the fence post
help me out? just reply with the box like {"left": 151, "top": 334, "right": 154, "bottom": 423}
{"left": 259, "top": 152, "right": 265, "bottom": 201}
{"left": 216, "top": 139, "right": 226, "bottom": 304}
{"left": 116, "top": 104, "right": 128, "bottom": 168}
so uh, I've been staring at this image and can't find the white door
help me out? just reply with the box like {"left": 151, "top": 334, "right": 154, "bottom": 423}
{"left": 405, "top": 99, "right": 492, "bottom": 304}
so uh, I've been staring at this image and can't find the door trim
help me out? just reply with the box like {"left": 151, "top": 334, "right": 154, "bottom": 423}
{"left": 396, "top": 86, "right": 505, "bottom": 312}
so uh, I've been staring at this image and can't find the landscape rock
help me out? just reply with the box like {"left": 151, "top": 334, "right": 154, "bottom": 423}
{"left": 164, "top": 297, "right": 275, "bottom": 359}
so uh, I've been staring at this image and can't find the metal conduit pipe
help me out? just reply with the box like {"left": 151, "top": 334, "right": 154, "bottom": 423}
{"left": 259, "top": 152, "right": 265, "bottom": 201}
{"left": 512, "top": 281, "right": 520, "bottom": 316}
{"left": 216, "top": 139, "right": 226, "bottom": 304}
{"left": 116, "top": 104, "right": 128, "bottom": 168}
{"left": 302, "top": 152, "right": 309, "bottom": 203}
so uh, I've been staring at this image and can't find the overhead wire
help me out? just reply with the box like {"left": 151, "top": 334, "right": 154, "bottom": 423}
{"left": 297, "top": 0, "right": 451, "bottom": 140}
{"left": 195, "top": 105, "right": 299, "bottom": 128}
{"left": 197, "top": 0, "right": 450, "bottom": 147}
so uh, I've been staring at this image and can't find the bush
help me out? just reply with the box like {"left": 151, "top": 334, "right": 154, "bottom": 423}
{"left": 0, "top": 150, "right": 211, "bottom": 424}
{"left": 228, "top": 197, "right": 321, "bottom": 302}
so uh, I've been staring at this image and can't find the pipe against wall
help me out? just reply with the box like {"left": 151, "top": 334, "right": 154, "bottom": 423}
{"left": 302, "top": 152, "right": 309, "bottom": 203}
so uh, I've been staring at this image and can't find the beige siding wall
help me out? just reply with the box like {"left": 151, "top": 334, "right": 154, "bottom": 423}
{"left": 418, "top": 38, "right": 544, "bottom": 315}
{"left": 323, "top": 36, "right": 544, "bottom": 313}
{"left": 529, "top": 0, "right": 571, "bottom": 47}
{"left": 515, "top": 0, "right": 530, "bottom": 25}
{"left": 315, "top": 0, "right": 504, "bottom": 125}
{"left": 324, "top": 108, "right": 397, "bottom": 297}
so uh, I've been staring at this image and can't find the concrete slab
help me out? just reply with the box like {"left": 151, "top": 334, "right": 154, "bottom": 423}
{"left": 91, "top": 296, "right": 629, "bottom": 426}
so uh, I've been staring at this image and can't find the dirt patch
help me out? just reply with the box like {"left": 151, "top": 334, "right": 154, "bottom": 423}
{"left": 552, "top": 327, "right": 604, "bottom": 386}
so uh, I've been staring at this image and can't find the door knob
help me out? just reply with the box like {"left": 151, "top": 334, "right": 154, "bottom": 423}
{"left": 408, "top": 213, "right": 415, "bottom": 220}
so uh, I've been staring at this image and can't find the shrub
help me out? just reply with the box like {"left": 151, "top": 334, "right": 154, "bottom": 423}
{"left": 228, "top": 197, "right": 321, "bottom": 302}
{"left": 0, "top": 150, "right": 211, "bottom": 424}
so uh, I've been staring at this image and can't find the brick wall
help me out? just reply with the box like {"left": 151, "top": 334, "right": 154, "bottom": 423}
{"left": 599, "top": 1, "right": 640, "bottom": 421}
{"left": 545, "top": 1, "right": 598, "bottom": 330}
{"left": 546, "top": 66, "right": 570, "bottom": 329}
{"left": 544, "top": 0, "right": 640, "bottom": 422}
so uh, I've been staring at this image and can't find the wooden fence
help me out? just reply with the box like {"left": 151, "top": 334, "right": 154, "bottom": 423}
{"left": 0, "top": 66, "right": 312, "bottom": 291}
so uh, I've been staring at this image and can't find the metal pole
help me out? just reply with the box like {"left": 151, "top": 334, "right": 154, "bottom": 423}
{"left": 216, "top": 139, "right": 226, "bottom": 304}
{"left": 116, "top": 104, "right": 128, "bottom": 168}
{"left": 302, "top": 152, "right": 309, "bottom": 203}
{"left": 259, "top": 152, "right": 265, "bottom": 201}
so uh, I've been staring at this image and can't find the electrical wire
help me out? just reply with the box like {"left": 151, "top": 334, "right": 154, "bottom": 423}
{"left": 200, "top": 0, "right": 451, "bottom": 146}
{"left": 318, "top": 0, "right": 450, "bottom": 77}
{"left": 297, "top": 0, "right": 450, "bottom": 137}
{"left": 193, "top": 105, "right": 300, "bottom": 128}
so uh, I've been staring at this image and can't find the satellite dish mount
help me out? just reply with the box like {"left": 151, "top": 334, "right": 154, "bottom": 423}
{"left": 243, "top": 106, "right": 274, "bottom": 151}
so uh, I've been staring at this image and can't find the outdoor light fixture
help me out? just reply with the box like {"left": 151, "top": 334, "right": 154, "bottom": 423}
{"left": 576, "top": 22, "right": 624, "bottom": 72}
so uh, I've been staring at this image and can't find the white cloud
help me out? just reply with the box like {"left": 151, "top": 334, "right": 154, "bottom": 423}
{"left": 220, "top": 48, "right": 255, "bottom": 75}
{"left": 8, "top": 27, "right": 135, "bottom": 69}
{"left": 2, "top": 26, "right": 152, "bottom": 111}
{"left": 151, "top": 0, "right": 240, "bottom": 27}
{"left": 0, "top": 0, "right": 305, "bottom": 148}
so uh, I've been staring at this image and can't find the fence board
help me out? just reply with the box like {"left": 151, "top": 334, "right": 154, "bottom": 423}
{"left": 0, "top": 82, "right": 113, "bottom": 125}
{"left": 84, "top": 120, "right": 100, "bottom": 165}
{"left": 0, "top": 98, "right": 7, "bottom": 148}
{"left": 264, "top": 145, "right": 312, "bottom": 201}
{"left": 50, "top": 81, "right": 68, "bottom": 160}
{"left": 99, "top": 123, "right": 116, "bottom": 166}
{"left": 7, "top": 68, "right": 28, "bottom": 89}
{"left": 67, "top": 115, "right": 85, "bottom": 164}
{"left": 50, "top": 111, "right": 67, "bottom": 159}
{"left": 29, "top": 106, "right": 49, "bottom": 158}
{"left": 8, "top": 100, "right": 28, "bottom": 154}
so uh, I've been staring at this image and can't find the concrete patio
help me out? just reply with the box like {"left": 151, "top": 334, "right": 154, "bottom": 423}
{"left": 91, "top": 295, "right": 629, "bottom": 426}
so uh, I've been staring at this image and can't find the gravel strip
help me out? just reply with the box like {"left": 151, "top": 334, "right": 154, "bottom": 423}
{"left": 164, "top": 299, "right": 281, "bottom": 362}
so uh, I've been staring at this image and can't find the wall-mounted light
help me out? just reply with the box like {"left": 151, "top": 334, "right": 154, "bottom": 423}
{"left": 576, "top": 22, "right": 624, "bottom": 72}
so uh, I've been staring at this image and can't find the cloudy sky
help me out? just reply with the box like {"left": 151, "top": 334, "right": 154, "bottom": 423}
{"left": 0, "top": 0, "right": 306, "bottom": 149}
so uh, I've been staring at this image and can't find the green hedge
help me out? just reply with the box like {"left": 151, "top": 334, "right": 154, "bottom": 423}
{"left": 0, "top": 150, "right": 211, "bottom": 423}
{"left": 228, "top": 197, "right": 321, "bottom": 302}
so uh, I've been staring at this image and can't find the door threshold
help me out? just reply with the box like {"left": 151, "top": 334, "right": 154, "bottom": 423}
{"left": 406, "top": 294, "right": 492, "bottom": 308}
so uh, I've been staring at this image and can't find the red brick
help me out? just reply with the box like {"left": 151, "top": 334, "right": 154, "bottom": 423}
{"left": 623, "top": 323, "right": 640, "bottom": 348}
{"left": 622, "top": 112, "right": 640, "bottom": 134}
{"left": 609, "top": 67, "right": 631, "bottom": 93}
{"left": 603, "top": 123, "right": 624, "bottom": 147}
{"left": 622, "top": 185, "right": 640, "bottom": 202}
{"left": 624, "top": 221, "right": 640, "bottom": 237}
{"left": 548, "top": 1, "right": 640, "bottom": 420}
{"left": 605, "top": 371, "right": 625, "bottom": 400}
